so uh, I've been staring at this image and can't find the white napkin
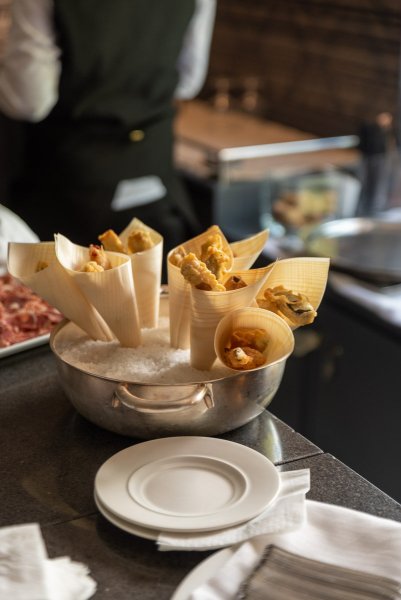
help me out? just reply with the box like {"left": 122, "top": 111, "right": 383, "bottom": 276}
{"left": 157, "top": 469, "right": 310, "bottom": 551}
{"left": 0, "top": 204, "right": 39, "bottom": 275}
{"left": 188, "top": 499, "right": 401, "bottom": 599}
{"left": 0, "top": 523, "right": 96, "bottom": 600}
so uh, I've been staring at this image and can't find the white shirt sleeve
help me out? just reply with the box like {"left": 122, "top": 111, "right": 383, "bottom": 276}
{"left": 174, "top": 0, "right": 216, "bottom": 100}
{"left": 0, "top": 0, "right": 61, "bottom": 122}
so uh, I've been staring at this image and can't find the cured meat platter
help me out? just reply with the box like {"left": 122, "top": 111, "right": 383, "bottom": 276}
{"left": 0, "top": 274, "right": 63, "bottom": 357}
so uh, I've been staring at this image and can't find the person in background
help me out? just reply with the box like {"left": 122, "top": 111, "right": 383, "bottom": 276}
{"left": 0, "top": 0, "right": 216, "bottom": 262}
{"left": 356, "top": 112, "right": 399, "bottom": 216}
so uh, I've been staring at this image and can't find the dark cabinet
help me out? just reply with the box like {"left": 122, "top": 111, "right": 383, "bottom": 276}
{"left": 270, "top": 291, "right": 401, "bottom": 502}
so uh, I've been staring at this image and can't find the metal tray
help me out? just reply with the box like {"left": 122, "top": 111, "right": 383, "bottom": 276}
{"left": 304, "top": 217, "right": 401, "bottom": 284}
{"left": 0, "top": 334, "right": 50, "bottom": 359}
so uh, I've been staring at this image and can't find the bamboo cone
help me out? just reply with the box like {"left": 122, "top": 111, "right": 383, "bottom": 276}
{"left": 214, "top": 307, "right": 294, "bottom": 372}
{"left": 119, "top": 218, "right": 163, "bottom": 329}
{"left": 7, "top": 241, "right": 113, "bottom": 341}
{"left": 55, "top": 234, "right": 141, "bottom": 347}
{"left": 258, "top": 257, "right": 330, "bottom": 315}
{"left": 167, "top": 258, "right": 191, "bottom": 349}
{"left": 167, "top": 225, "right": 234, "bottom": 349}
{"left": 230, "top": 229, "right": 269, "bottom": 271}
{"left": 189, "top": 266, "right": 271, "bottom": 371}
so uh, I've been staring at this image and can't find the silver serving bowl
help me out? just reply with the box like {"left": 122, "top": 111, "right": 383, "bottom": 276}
{"left": 50, "top": 302, "right": 293, "bottom": 439}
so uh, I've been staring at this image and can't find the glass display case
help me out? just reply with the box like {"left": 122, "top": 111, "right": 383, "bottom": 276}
{"left": 214, "top": 135, "right": 361, "bottom": 245}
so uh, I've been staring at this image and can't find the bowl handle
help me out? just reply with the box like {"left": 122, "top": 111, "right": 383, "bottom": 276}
{"left": 112, "top": 383, "right": 214, "bottom": 414}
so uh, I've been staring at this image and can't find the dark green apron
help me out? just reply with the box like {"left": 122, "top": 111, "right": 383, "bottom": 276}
{"left": 9, "top": 0, "right": 199, "bottom": 255}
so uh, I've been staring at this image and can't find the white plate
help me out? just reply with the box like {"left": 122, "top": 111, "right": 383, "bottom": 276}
{"left": 95, "top": 436, "right": 280, "bottom": 533}
{"left": 94, "top": 491, "right": 159, "bottom": 540}
{"left": 95, "top": 490, "right": 268, "bottom": 547}
{"left": 172, "top": 547, "right": 235, "bottom": 600}
{"left": 0, "top": 334, "right": 49, "bottom": 358}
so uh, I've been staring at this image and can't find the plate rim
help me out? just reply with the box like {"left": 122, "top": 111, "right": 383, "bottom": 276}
{"left": 0, "top": 333, "right": 50, "bottom": 358}
{"left": 94, "top": 491, "right": 159, "bottom": 540}
{"left": 95, "top": 436, "right": 280, "bottom": 533}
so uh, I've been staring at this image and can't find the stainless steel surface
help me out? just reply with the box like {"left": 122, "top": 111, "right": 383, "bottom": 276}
{"left": 218, "top": 135, "right": 359, "bottom": 163}
{"left": 0, "top": 334, "right": 49, "bottom": 358}
{"left": 304, "top": 217, "right": 401, "bottom": 283}
{"left": 174, "top": 100, "right": 359, "bottom": 179}
{"left": 49, "top": 320, "right": 290, "bottom": 439}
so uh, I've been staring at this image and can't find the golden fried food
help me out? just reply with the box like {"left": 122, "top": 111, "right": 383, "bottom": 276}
{"left": 180, "top": 253, "right": 225, "bottom": 291}
{"left": 224, "top": 275, "right": 247, "bottom": 291}
{"left": 127, "top": 229, "right": 154, "bottom": 253}
{"left": 257, "top": 285, "right": 317, "bottom": 326}
{"left": 89, "top": 244, "right": 111, "bottom": 269}
{"left": 98, "top": 229, "right": 127, "bottom": 254}
{"left": 35, "top": 261, "right": 49, "bottom": 272}
{"left": 229, "top": 327, "right": 269, "bottom": 352}
{"left": 80, "top": 261, "right": 104, "bottom": 273}
{"left": 200, "top": 234, "right": 223, "bottom": 257}
{"left": 224, "top": 346, "right": 266, "bottom": 370}
{"left": 169, "top": 245, "right": 186, "bottom": 267}
{"left": 204, "top": 247, "right": 231, "bottom": 281}
{"left": 222, "top": 327, "right": 268, "bottom": 370}
{"left": 200, "top": 235, "right": 230, "bottom": 281}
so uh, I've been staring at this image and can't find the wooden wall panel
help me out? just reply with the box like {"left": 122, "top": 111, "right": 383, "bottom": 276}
{"left": 204, "top": 0, "right": 401, "bottom": 136}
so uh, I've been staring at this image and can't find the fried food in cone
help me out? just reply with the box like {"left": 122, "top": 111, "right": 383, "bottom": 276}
{"left": 127, "top": 229, "right": 154, "bottom": 253}
{"left": 224, "top": 346, "right": 266, "bottom": 370}
{"left": 98, "top": 229, "right": 128, "bottom": 254}
{"left": 88, "top": 244, "right": 111, "bottom": 269}
{"left": 215, "top": 307, "right": 294, "bottom": 372}
{"left": 180, "top": 225, "right": 233, "bottom": 274}
{"left": 223, "top": 327, "right": 269, "bottom": 370}
{"left": 55, "top": 234, "right": 141, "bottom": 347}
{"left": 200, "top": 233, "right": 231, "bottom": 280}
{"left": 258, "top": 285, "right": 317, "bottom": 326}
{"left": 257, "top": 257, "right": 330, "bottom": 329}
{"left": 169, "top": 246, "right": 186, "bottom": 268}
{"left": 229, "top": 327, "right": 270, "bottom": 352}
{"left": 80, "top": 261, "right": 105, "bottom": 273}
{"left": 224, "top": 275, "right": 247, "bottom": 291}
{"left": 181, "top": 253, "right": 226, "bottom": 291}
{"left": 118, "top": 218, "right": 163, "bottom": 329}
{"left": 188, "top": 266, "right": 271, "bottom": 371}
{"left": 7, "top": 241, "right": 113, "bottom": 341}
{"left": 167, "top": 225, "right": 233, "bottom": 349}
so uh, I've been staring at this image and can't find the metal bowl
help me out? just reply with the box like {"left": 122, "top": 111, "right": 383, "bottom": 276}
{"left": 304, "top": 217, "right": 401, "bottom": 284}
{"left": 49, "top": 302, "right": 293, "bottom": 439}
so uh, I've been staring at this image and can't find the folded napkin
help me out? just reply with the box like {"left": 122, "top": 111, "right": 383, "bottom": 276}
{"left": 157, "top": 469, "right": 310, "bottom": 551}
{"left": 0, "top": 523, "right": 96, "bottom": 600}
{"left": 188, "top": 499, "right": 401, "bottom": 599}
{"left": 236, "top": 545, "right": 401, "bottom": 600}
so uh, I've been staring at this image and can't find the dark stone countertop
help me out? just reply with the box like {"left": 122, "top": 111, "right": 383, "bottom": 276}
{"left": 1, "top": 344, "right": 400, "bottom": 599}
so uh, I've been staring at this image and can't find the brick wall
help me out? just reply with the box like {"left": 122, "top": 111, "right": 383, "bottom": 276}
{"left": 204, "top": 0, "right": 401, "bottom": 137}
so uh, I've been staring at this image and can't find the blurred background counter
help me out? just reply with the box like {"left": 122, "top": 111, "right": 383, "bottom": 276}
{"left": 174, "top": 99, "right": 360, "bottom": 231}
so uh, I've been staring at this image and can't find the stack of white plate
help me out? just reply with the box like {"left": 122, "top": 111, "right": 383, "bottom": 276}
{"left": 94, "top": 436, "right": 280, "bottom": 541}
